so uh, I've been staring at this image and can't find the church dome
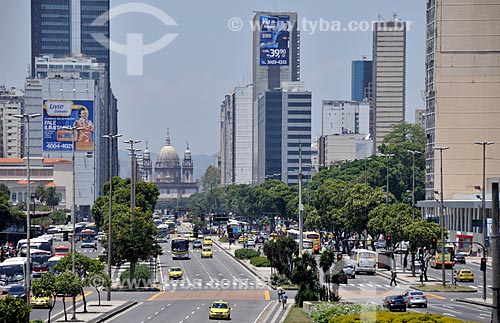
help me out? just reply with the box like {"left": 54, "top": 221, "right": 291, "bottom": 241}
{"left": 156, "top": 132, "right": 180, "bottom": 167}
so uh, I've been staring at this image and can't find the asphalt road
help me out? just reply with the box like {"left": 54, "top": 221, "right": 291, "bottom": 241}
{"left": 105, "top": 238, "right": 271, "bottom": 323}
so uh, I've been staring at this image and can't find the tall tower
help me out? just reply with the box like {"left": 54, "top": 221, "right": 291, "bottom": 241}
{"left": 424, "top": 0, "right": 500, "bottom": 200}
{"left": 372, "top": 20, "right": 406, "bottom": 153}
{"left": 142, "top": 142, "right": 153, "bottom": 183}
{"left": 182, "top": 142, "right": 193, "bottom": 183}
{"left": 351, "top": 58, "right": 373, "bottom": 102}
{"left": 252, "top": 12, "right": 300, "bottom": 181}
{"left": 30, "top": 0, "right": 110, "bottom": 76}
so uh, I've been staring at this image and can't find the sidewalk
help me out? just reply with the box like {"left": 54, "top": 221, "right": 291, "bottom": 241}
{"left": 50, "top": 300, "right": 137, "bottom": 323}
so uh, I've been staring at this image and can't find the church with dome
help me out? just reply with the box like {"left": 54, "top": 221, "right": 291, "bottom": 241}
{"left": 142, "top": 130, "right": 199, "bottom": 200}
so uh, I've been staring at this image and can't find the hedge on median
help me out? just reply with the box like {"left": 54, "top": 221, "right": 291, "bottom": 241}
{"left": 329, "top": 311, "right": 467, "bottom": 323}
{"left": 234, "top": 248, "right": 260, "bottom": 260}
{"left": 250, "top": 256, "right": 270, "bottom": 267}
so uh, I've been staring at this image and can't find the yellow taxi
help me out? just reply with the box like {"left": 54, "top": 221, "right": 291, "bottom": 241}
{"left": 238, "top": 235, "right": 247, "bottom": 243}
{"left": 188, "top": 232, "right": 197, "bottom": 242}
{"left": 31, "top": 294, "right": 52, "bottom": 308}
{"left": 457, "top": 269, "right": 474, "bottom": 282}
{"left": 169, "top": 266, "right": 183, "bottom": 280}
{"left": 203, "top": 237, "right": 212, "bottom": 246}
{"left": 208, "top": 300, "right": 231, "bottom": 320}
{"left": 201, "top": 247, "right": 213, "bottom": 258}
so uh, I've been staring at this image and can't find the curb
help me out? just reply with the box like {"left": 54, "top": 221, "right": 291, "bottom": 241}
{"left": 213, "top": 240, "right": 274, "bottom": 290}
{"left": 455, "top": 298, "right": 495, "bottom": 309}
{"left": 87, "top": 301, "right": 138, "bottom": 323}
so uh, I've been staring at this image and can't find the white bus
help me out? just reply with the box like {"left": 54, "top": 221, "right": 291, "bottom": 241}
{"left": 349, "top": 249, "right": 377, "bottom": 275}
{"left": 47, "top": 256, "right": 64, "bottom": 274}
{"left": 0, "top": 257, "right": 27, "bottom": 293}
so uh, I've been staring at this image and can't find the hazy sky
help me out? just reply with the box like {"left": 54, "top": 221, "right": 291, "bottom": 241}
{"left": 0, "top": 0, "right": 425, "bottom": 156}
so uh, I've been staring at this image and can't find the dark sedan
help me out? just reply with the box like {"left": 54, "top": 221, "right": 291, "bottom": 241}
{"left": 383, "top": 295, "right": 406, "bottom": 312}
{"left": 454, "top": 253, "right": 466, "bottom": 264}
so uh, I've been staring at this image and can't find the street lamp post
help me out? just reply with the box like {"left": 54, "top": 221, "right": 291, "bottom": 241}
{"left": 103, "top": 133, "right": 122, "bottom": 301}
{"left": 474, "top": 141, "right": 494, "bottom": 257}
{"left": 381, "top": 153, "right": 394, "bottom": 205}
{"left": 124, "top": 140, "right": 141, "bottom": 212}
{"left": 434, "top": 146, "right": 449, "bottom": 287}
{"left": 62, "top": 125, "right": 82, "bottom": 321}
{"left": 407, "top": 150, "right": 421, "bottom": 220}
{"left": 13, "top": 113, "right": 41, "bottom": 307}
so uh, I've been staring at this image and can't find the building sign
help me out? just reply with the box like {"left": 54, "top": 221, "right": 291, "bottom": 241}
{"left": 259, "top": 15, "right": 290, "bottom": 66}
{"left": 43, "top": 100, "right": 94, "bottom": 151}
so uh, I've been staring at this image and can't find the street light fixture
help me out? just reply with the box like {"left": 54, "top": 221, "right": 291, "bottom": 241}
{"left": 102, "top": 133, "right": 122, "bottom": 301}
{"left": 13, "top": 113, "right": 41, "bottom": 307}
{"left": 434, "top": 146, "right": 449, "bottom": 287}
{"left": 474, "top": 141, "right": 494, "bottom": 257}
{"left": 407, "top": 150, "right": 422, "bottom": 220}
{"left": 381, "top": 153, "right": 395, "bottom": 205}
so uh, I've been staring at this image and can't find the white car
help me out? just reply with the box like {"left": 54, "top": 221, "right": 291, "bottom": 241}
{"left": 247, "top": 240, "right": 256, "bottom": 247}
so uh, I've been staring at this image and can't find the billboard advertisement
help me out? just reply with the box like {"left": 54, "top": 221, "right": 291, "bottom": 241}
{"left": 43, "top": 100, "right": 94, "bottom": 151}
{"left": 259, "top": 15, "right": 290, "bottom": 66}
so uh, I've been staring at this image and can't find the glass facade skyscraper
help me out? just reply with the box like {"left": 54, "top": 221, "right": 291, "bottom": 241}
{"left": 351, "top": 60, "right": 372, "bottom": 102}
{"left": 31, "top": 0, "right": 110, "bottom": 76}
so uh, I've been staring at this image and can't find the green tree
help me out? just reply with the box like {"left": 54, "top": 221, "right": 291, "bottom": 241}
{"left": 199, "top": 165, "right": 220, "bottom": 191}
{"left": 85, "top": 271, "right": 111, "bottom": 306}
{"left": 263, "top": 237, "right": 298, "bottom": 277}
{"left": 35, "top": 185, "right": 47, "bottom": 205}
{"left": 32, "top": 272, "right": 57, "bottom": 323}
{"left": 45, "top": 187, "right": 61, "bottom": 210}
{"left": 291, "top": 252, "right": 320, "bottom": 306}
{"left": 54, "top": 270, "right": 82, "bottom": 321}
{"left": 0, "top": 296, "right": 31, "bottom": 323}
{"left": 55, "top": 253, "right": 107, "bottom": 312}
{"left": 108, "top": 209, "right": 161, "bottom": 287}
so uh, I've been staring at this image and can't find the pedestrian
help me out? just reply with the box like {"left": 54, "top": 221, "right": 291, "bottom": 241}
{"left": 93, "top": 241, "right": 98, "bottom": 252}
{"left": 390, "top": 270, "right": 398, "bottom": 286}
{"left": 281, "top": 291, "right": 288, "bottom": 309}
{"left": 453, "top": 270, "right": 458, "bottom": 285}
{"left": 277, "top": 286, "right": 283, "bottom": 302}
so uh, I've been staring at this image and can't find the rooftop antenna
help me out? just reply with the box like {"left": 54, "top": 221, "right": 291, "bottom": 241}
{"left": 362, "top": 54, "right": 367, "bottom": 60}
{"left": 392, "top": 12, "right": 398, "bottom": 21}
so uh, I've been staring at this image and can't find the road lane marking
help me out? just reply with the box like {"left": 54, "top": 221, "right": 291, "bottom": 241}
{"left": 75, "top": 290, "right": 93, "bottom": 302}
{"left": 147, "top": 291, "right": 165, "bottom": 301}
{"left": 265, "top": 290, "right": 270, "bottom": 300}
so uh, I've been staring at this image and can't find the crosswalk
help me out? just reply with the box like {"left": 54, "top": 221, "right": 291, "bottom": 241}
{"left": 163, "top": 278, "right": 266, "bottom": 291}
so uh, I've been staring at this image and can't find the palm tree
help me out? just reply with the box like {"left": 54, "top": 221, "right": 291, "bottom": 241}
{"left": 35, "top": 185, "right": 47, "bottom": 205}
{"left": 45, "top": 187, "right": 61, "bottom": 210}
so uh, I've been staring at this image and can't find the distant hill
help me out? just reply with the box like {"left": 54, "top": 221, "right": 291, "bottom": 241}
{"left": 118, "top": 150, "right": 216, "bottom": 181}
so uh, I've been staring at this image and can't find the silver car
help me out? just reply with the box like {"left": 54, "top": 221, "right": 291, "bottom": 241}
{"left": 342, "top": 263, "right": 355, "bottom": 279}
{"left": 403, "top": 290, "right": 427, "bottom": 308}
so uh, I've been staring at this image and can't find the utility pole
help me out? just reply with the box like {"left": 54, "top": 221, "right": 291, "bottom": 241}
{"left": 407, "top": 150, "right": 421, "bottom": 220}
{"left": 475, "top": 141, "right": 494, "bottom": 257}
{"left": 381, "top": 153, "right": 394, "bottom": 205}
{"left": 491, "top": 182, "right": 499, "bottom": 323}
{"left": 434, "top": 146, "right": 449, "bottom": 287}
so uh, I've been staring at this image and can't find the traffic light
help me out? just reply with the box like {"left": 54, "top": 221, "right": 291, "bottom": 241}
{"left": 386, "top": 236, "right": 391, "bottom": 247}
{"left": 418, "top": 248, "right": 424, "bottom": 260}
{"left": 337, "top": 253, "right": 343, "bottom": 261}
{"left": 431, "top": 237, "right": 437, "bottom": 249}
{"left": 480, "top": 257, "right": 487, "bottom": 271}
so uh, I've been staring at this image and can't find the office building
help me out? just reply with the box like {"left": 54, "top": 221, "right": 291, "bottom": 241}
{"left": 372, "top": 20, "right": 407, "bottom": 152}
{"left": 0, "top": 87, "right": 24, "bottom": 158}
{"left": 252, "top": 12, "right": 300, "bottom": 180}
{"left": 417, "top": 0, "right": 500, "bottom": 246}
{"left": 415, "top": 108, "right": 425, "bottom": 130}
{"left": 255, "top": 82, "right": 311, "bottom": 185}
{"left": 322, "top": 100, "right": 370, "bottom": 136}
{"left": 220, "top": 84, "right": 253, "bottom": 185}
{"left": 351, "top": 59, "right": 373, "bottom": 102}
{"left": 30, "top": 0, "right": 110, "bottom": 75}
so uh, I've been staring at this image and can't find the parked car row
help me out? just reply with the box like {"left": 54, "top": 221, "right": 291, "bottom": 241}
{"left": 383, "top": 290, "right": 428, "bottom": 312}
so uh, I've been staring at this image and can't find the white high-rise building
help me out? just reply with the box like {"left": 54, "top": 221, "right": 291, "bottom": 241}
{"left": 322, "top": 100, "right": 370, "bottom": 136}
{"left": 220, "top": 84, "right": 253, "bottom": 185}
{"left": 0, "top": 86, "right": 24, "bottom": 158}
{"left": 372, "top": 20, "right": 407, "bottom": 152}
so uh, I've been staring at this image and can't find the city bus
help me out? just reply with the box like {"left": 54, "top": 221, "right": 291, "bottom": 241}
{"left": 80, "top": 229, "right": 96, "bottom": 248}
{"left": 0, "top": 257, "right": 27, "bottom": 293}
{"left": 286, "top": 230, "right": 321, "bottom": 254}
{"left": 430, "top": 243, "right": 455, "bottom": 269}
{"left": 349, "top": 249, "right": 377, "bottom": 275}
{"left": 54, "top": 245, "right": 70, "bottom": 257}
{"left": 30, "top": 249, "right": 52, "bottom": 277}
{"left": 17, "top": 238, "right": 52, "bottom": 256}
{"left": 171, "top": 238, "right": 189, "bottom": 260}
{"left": 295, "top": 239, "right": 313, "bottom": 255}
{"left": 47, "top": 256, "right": 64, "bottom": 274}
